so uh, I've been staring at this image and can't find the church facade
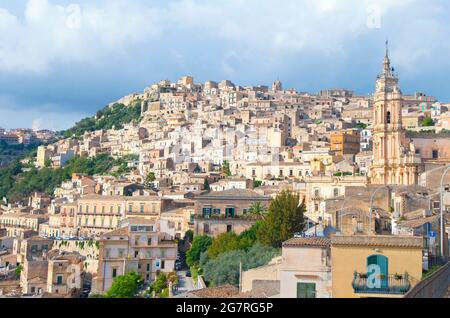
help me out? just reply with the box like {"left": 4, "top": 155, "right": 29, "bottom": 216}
{"left": 370, "top": 45, "right": 422, "bottom": 185}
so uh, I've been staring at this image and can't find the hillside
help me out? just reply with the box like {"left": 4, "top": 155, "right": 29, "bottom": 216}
{"left": 62, "top": 101, "right": 142, "bottom": 138}
{"left": 0, "top": 101, "right": 143, "bottom": 203}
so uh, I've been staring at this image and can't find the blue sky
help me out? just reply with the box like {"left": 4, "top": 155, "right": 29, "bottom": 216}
{"left": 0, "top": 0, "right": 449, "bottom": 130}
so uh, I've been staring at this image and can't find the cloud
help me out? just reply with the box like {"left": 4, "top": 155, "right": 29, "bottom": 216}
{"left": 0, "top": 0, "right": 163, "bottom": 73}
{"left": 0, "top": 0, "right": 435, "bottom": 74}
{"left": 0, "top": 94, "right": 86, "bottom": 130}
{"left": 1, "top": 0, "right": 450, "bottom": 130}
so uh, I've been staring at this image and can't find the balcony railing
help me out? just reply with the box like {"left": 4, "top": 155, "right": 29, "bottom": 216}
{"left": 352, "top": 272, "right": 411, "bottom": 295}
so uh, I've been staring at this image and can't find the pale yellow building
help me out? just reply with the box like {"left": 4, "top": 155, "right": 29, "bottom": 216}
{"left": 331, "top": 235, "right": 423, "bottom": 298}
{"left": 93, "top": 218, "right": 177, "bottom": 293}
{"left": 36, "top": 146, "right": 53, "bottom": 168}
{"left": 76, "top": 195, "right": 165, "bottom": 238}
{"left": 280, "top": 238, "right": 332, "bottom": 298}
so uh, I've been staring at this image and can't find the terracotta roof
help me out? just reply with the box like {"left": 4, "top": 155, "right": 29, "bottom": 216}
{"left": 331, "top": 235, "right": 423, "bottom": 248}
{"left": 398, "top": 215, "right": 438, "bottom": 229}
{"left": 283, "top": 237, "right": 331, "bottom": 248}
{"left": 187, "top": 285, "right": 239, "bottom": 298}
{"left": 197, "top": 189, "right": 269, "bottom": 200}
{"left": 102, "top": 227, "right": 129, "bottom": 237}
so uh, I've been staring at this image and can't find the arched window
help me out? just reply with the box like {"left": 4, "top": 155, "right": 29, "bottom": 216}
{"left": 386, "top": 111, "right": 391, "bottom": 124}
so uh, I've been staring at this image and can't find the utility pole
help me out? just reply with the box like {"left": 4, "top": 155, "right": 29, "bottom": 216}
{"left": 239, "top": 261, "right": 242, "bottom": 292}
{"left": 440, "top": 166, "right": 450, "bottom": 258}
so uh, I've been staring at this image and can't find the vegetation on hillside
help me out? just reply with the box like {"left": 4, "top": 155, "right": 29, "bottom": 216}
{"left": 0, "top": 153, "right": 137, "bottom": 203}
{"left": 62, "top": 101, "right": 142, "bottom": 138}
{"left": 202, "top": 243, "right": 280, "bottom": 286}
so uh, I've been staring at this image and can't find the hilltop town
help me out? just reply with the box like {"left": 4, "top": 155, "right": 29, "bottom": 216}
{"left": 0, "top": 48, "right": 449, "bottom": 298}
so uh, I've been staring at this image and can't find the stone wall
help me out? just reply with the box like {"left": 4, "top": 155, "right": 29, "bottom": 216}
{"left": 404, "top": 262, "right": 450, "bottom": 298}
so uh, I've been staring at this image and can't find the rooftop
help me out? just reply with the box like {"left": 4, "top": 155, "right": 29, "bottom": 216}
{"left": 197, "top": 189, "right": 270, "bottom": 200}
{"left": 283, "top": 237, "right": 331, "bottom": 248}
{"left": 331, "top": 235, "right": 423, "bottom": 248}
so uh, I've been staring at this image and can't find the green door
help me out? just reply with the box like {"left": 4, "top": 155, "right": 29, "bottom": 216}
{"left": 297, "top": 282, "right": 316, "bottom": 298}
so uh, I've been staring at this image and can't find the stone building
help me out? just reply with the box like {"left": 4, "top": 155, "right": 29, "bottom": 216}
{"left": 370, "top": 44, "right": 422, "bottom": 185}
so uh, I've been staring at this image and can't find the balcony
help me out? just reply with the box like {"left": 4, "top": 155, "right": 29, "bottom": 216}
{"left": 352, "top": 272, "right": 411, "bottom": 295}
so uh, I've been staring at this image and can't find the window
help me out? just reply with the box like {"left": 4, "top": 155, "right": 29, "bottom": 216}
{"left": 202, "top": 208, "right": 212, "bottom": 218}
{"left": 367, "top": 255, "right": 389, "bottom": 289}
{"left": 161, "top": 260, "right": 165, "bottom": 269}
{"left": 140, "top": 204, "right": 145, "bottom": 213}
{"left": 204, "top": 224, "right": 210, "bottom": 234}
{"left": 213, "top": 208, "right": 221, "bottom": 215}
{"left": 297, "top": 283, "right": 316, "bottom": 298}
{"left": 56, "top": 275, "right": 63, "bottom": 285}
{"left": 314, "top": 189, "right": 320, "bottom": 197}
{"left": 93, "top": 206, "right": 97, "bottom": 214}
{"left": 225, "top": 208, "right": 235, "bottom": 218}
{"left": 227, "top": 225, "right": 233, "bottom": 233}
{"left": 128, "top": 204, "right": 133, "bottom": 213}
{"left": 386, "top": 111, "right": 391, "bottom": 124}
{"left": 432, "top": 150, "right": 439, "bottom": 159}
{"left": 112, "top": 268, "right": 117, "bottom": 278}
{"left": 147, "top": 264, "right": 150, "bottom": 272}
{"left": 333, "top": 188, "right": 339, "bottom": 198}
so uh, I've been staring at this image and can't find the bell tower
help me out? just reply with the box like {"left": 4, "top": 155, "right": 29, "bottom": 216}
{"left": 370, "top": 42, "right": 421, "bottom": 185}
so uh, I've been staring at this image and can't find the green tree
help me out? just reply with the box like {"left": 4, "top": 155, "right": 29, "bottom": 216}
{"left": 203, "top": 178, "right": 210, "bottom": 191}
{"left": 257, "top": 191, "right": 306, "bottom": 248}
{"left": 355, "top": 123, "right": 368, "bottom": 129}
{"left": 421, "top": 116, "right": 434, "bottom": 127}
{"left": 184, "top": 230, "right": 194, "bottom": 243}
{"left": 237, "top": 221, "right": 264, "bottom": 250}
{"left": 145, "top": 172, "right": 156, "bottom": 188}
{"left": 247, "top": 201, "right": 268, "bottom": 220}
{"left": 202, "top": 243, "right": 280, "bottom": 286}
{"left": 151, "top": 272, "right": 168, "bottom": 295}
{"left": 14, "top": 265, "right": 23, "bottom": 278}
{"left": 186, "top": 235, "right": 213, "bottom": 267}
{"left": 207, "top": 232, "right": 241, "bottom": 259}
{"left": 222, "top": 160, "right": 232, "bottom": 177}
{"left": 253, "top": 180, "right": 263, "bottom": 188}
{"left": 105, "top": 272, "right": 143, "bottom": 298}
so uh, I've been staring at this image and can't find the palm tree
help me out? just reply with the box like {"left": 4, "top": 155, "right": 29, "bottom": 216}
{"left": 247, "top": 201, "right": 267, "bottom": 220}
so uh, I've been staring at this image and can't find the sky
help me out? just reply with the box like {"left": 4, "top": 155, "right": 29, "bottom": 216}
{"left": 0, "top": 0, "right": 449, "bottom": 130}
